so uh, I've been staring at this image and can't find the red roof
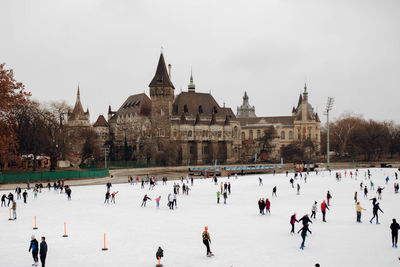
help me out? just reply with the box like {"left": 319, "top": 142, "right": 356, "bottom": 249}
{"left": 93, "top": 115, "right": 109, "bottom": 127}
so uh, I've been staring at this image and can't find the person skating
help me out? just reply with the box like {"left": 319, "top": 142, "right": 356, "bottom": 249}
{"left": 29, "top": 235, "right": 39, "bottom": 266}
{"left": 33, "top": 188, "right": 38, "bottom": 198}
{"left": 155, "top": 196, "right": 161, "bottom": 208}
{"left": 15, "top": 187, "right": 21, "bottom": 200}
{"left": 23, "top": 190, "right": 28, "bottom": 203}
{"left": 356, "top": 202, "right": 366, "bottom": 223}
{"left": 297, "top": 184, "right": 300, "bottom": 195}
{"left": 327, "top": 191, "right": 332, "bottom": 206}
{"left": 12, "top": 200, "right": 16, "bottom": 220}
{"left": 298, "top": 223, "right": 312, "bottom": 250}
{"left": 39, "top": 236, "right": 47, "bottom": 267}
{"left": 223, "top": 191, "right": 227, "bottom": 204}
{"left": 168, "top": 193, "right": 174, "bottom": 209}
{"left": 227, "top": 182, "right": 231, "bottom": 194}
{"left": 311, "top": 202, "right": 317, "bottom": 219}
{"left": 173, "top": 193, "right": 177, "bottom": 208}
{"left": 364, "top": 186, "right": 368, "bottom": 198}
{"left": 265, "top": 198, "right": 271, "bottom": 214}
{"left": 111, "top": 191, "right": 119, "bottom": 204}
{"left": 390, "top": 219, "right": 399, "bottom": 248}
{"left": 290, "top": 213, "right": 299, "bottom": 234}
{"left": 272, "top": 186, "right": 277, "bottom": 197}
{"left": 66, "top": 186, "right": 72, "bottom": 200}
{"left": 258, "top": 198, "right": 265, "bottom": 215}
{"left": 377, "top": 186, "right": 384, "bottom": 200}
{"left": 370, "top": 202, "right": 384, "bottom": 224}
{"left": 7, "top": 192, "right": 14, "bottom": 206}
{"left": 141, "top": 194, "right": 151, "bottom": 207}
{"left": 298, "top": 214, "right": 313, "bottom": 226}
{"left": 369, "top": 197, "right": 377, "bottom": 207}
{"left": 321, "top": 200, "right": 329, "bottom": 222}
{"left": 104, "top": 191, "right": 110, "bottom": 204}
{"left": 290, "top": 178, "right": 294, "bottom": 188}
{"left": 259, "top": 177, "right": 263, "bottom": 186}
{"left": 216, "top": 191, "right": 220, "bottom": 204}
{"left": 1, "top": 194, "right": 6, "bottom": 207}
{"left": 202, "top": 226, "right": 214, "bottom": 256}
{"left": 106, "top": 182, "right": 112, "bottom": 191}
{"left": 354, "top": 192, "right": 358, "bottom": 203}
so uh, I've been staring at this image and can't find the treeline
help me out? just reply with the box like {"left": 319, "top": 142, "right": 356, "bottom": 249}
{"left": 321, "top": 113, "right": 400, "bottom": 161}
{"left": 0, "top": 63, "right": 100, "bottom": 171}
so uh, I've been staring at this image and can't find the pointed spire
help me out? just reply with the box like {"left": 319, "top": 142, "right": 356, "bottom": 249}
{"left": 292, "top": 106, "right": 296, "bottom": 114}
{"left": 77, "top": 83, "right": 80, "bottom": 100}
{"left": 297, "top": 94, "right": 303, "bottom": 107}
{"left": 195, "top": 113, "right": 200, "bottom": 125}
{"left": 188, "top": 69, "right": 196, "bottom": 92}
{"left": 108, "top": 105, "right": 112, "bottom": 114}
{"left": 210, "top": 113, "right": 216, "bottom": 125}
{"left": 303, "top": 83, "right": 308, "bottom": 102}
{"left": 149, "top": 53, "right": 175, "bottom": 89}
{"left": 224, "top": 115, "right": 231, "bottom": 125}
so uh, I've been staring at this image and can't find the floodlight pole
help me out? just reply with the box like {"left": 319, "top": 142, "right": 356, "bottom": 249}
{"left": 325, "top": 97, "right": 334, "bottom": 170}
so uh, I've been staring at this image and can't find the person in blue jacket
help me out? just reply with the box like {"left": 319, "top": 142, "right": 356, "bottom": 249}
{"left": 29, "top": 235, "right": 39, "bottom": 266}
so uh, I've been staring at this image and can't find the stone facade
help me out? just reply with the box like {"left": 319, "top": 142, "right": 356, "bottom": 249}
{"left": 237, "top": 84, "right": 321, "bottom": 161}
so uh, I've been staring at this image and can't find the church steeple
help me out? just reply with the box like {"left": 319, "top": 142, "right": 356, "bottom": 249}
{"left": 72, "top": 84, "right": 84, "bottom": 115}
{"left": 303, "top": 83, "right": 308, "bottom": 102}
{"left": 149, "top": 53, "right": 175, "bottom": 89}
{"left": 188, "top": 70, "right": 196, "bottom": 92}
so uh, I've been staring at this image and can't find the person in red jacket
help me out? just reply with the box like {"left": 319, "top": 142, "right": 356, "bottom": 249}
{"left": 290, "top": 213, "right": 299, "bottom": 234}
{"left": 265, "top": 198, "right": 271, "bottom": 214}
{"left": 321, "top": 200, "right": 330, "bottom": 222}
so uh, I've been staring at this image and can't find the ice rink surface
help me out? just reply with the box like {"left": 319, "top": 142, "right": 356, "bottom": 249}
{"left": 0, "top": 168, "right": 399, "bottom": 267}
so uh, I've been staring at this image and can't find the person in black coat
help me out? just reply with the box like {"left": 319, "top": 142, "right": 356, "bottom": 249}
{"left": 22, "top": 190, "right": 28, "bottom": 203}
{"left": 298, "top": 214, "right": 313, "bottom": 226}
{"left": 390, "top": 218, "right": 400, "bottom": 248}
{"left": 29, "top": 235, "right": 39, "bottom": 266}
{"left": 40, "top": 236, "right": 47, "bottom": 267}
{"left": 370, "top": 203, "right": 384, "bottom": 224}
{"left": 298, "top": 223, "right": 312, "bottom": 249}
{"left": 258, "top": 198, "right": 265, "bottom": 215}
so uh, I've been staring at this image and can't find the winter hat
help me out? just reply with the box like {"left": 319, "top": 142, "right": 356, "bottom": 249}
{"left": 204, "top": 226, "right": 208, "bottom": 231}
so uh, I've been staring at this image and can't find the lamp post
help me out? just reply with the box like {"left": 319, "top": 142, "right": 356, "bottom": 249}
{"left": 325, "top": 97, "right": 334, "bottom": 169}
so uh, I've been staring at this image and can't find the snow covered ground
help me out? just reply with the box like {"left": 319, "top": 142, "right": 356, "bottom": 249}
{"left": 0, "top": 168, "right": 399, "bottom": 267}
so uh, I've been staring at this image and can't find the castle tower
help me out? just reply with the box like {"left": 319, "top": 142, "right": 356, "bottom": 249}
{"left": 149, "top": 53, "right": 175, "bottom": 138}
{"left": 237, "top": 91, "right": 256, "bottom": 118}
{"left": 188, "top": 70, "right": 195, "bottom": 92}
{"left": 301, "top": 83, "right": 308, "bottom": 121}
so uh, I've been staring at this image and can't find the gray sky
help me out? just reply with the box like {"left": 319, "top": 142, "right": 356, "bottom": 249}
{"left": 1, "top": 0, "right": 399, "bottom": 123}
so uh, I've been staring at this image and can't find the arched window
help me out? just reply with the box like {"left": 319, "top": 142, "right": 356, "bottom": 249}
{"left": 257, "top": 130, "right": 261, "bottom": 138}
{"left": 281, "top": 131, "right": 285, "bottom": 140}
{"left": 289, "top": 131, "right": 293, "bottom": 139}
{"left": 249, "top": 130, "right": 253, "bottom": 139}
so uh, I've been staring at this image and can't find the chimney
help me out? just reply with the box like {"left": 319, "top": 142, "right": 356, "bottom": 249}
{"left": 168, "top": 64, "right": 172, "bottom": 79}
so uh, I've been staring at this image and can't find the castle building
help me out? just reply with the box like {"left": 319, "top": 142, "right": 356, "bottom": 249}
{"left": 237, "top": 84, "right": 321, "bottom": 160}
{"left": 106, "top": 53, "right": 241, "bottom": 164}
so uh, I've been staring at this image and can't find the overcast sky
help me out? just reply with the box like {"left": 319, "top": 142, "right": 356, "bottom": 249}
{"left": 1, "top": 0, "right": 399, "bottom": 123}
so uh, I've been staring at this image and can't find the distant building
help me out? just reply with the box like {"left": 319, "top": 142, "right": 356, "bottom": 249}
{"left": 237, "top": 85, "right": 321, "bottom": 161}
{"left": 237, "top": 91, "right": 256, "bottom": 118}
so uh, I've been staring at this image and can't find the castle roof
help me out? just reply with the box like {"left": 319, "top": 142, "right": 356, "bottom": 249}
{"left": 109, "top": 93, "right": 152, "bottom": 122}
{"left": 172, "top": 91, "right": 236, "bottom": 119}
{"left": 149, "top": 53, "right": 175, "bottom": 89}
{"left": 93, "top": 115, "right": 109, "bottom": 127}
{"left": 238, "top": 116, "right": 295, "bottom": 127}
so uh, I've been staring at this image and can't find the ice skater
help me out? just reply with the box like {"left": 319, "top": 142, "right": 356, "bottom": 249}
{"left": 40, "top": 236, "right": 47, "bottom": 267}
{"left": 111, "top": 191, "right": 119, "bottom": 204}
{"left": 11, "top": 201, "right": 16, "bottom": 220}
{"left": 141, "top": 194, "right": 151, "bottom": 207}
{"left": 370, "top": 202, "right": 384, "bottom": 224}
{"left": 104, "top": 191, "right": 110, "bottom": 204}
{"left": 354, "top": 192, "right": 358, "bottom": 203}
{"left": 216, "top": 191, "right": 220, "bottom": 204}
{"left": 1, "top": 194, "right": 6, "bottom": 207}
{"left": 259, "top": 177, "right": 263, "bottom": 186}
{"left": 223, "top": 191, "right": 227, "bottom": 204}
{"left": 155, "top": 196, "right": 161, "bottom": 208}
{"left": 202, "top": 226, "right": 214, "bottom": 257}
{"left": 356, "top": 202, "right": 365, "bottom": 223}
{"left": 297, "top": 184, "right": 300, "bottom": 195}
{"left": 298, "top": 223, "right": 312, "bottom": 250}
{"left": 29, "top": 235, "right": 39, "bottom": 266}
{"left": 258, "top": 198, "right": 265, "bottom": 215}
{"left": 377, "top": 186, "right": 384, "bottom": 200}
{"left": 327, "top": 191, "right": 332, "bottom": 206}
{"left": 265, "top": 198, "right": 271, "bottom": 214}
{"left": 311, "top": 201, "right": 317, "bottom": 219}
{"left": 364, "top": 186, "right": 368, "bottom": 198}
{"left": 23, "top": 190, "right": 28, "bottom": 203}
{"left": 272, "top": 186, "right": 277, "bottom": 197}
{"left": 290, "top": 213, "right": 299, "bottom": 234}
{"left": 390, "top": 218, "right": 399, "bottom": 248}
{"left": 321, "top": 200, "right": 329, "bottom": 222}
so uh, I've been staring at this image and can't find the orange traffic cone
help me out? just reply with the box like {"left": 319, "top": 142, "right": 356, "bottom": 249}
{"left": 33, "top": 216, "right": 38, "bottom": 230}
{"left": 62, "top": 222, "right": 68, "bottom": 237}
{"left": 102, "top": 232, "right": 108, "bottom": 251}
